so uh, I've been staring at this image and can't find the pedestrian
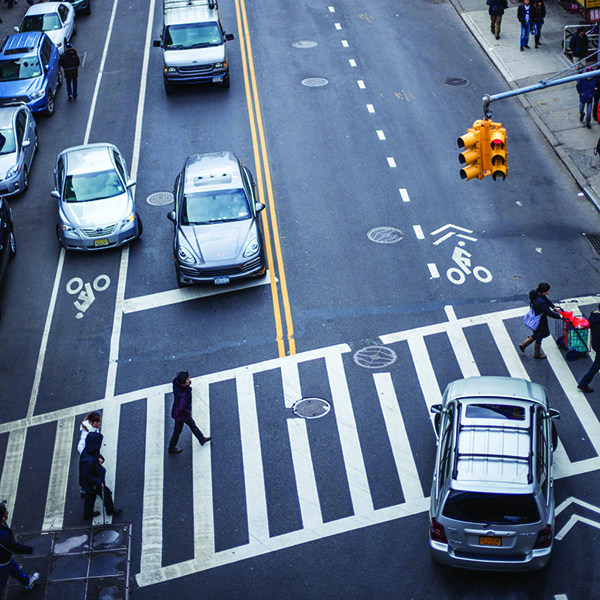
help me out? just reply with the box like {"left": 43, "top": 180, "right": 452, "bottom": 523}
{"left": 487, "top": 0, "right": 508, "bottom": 40}
{"left": 593, "top": 69, "right": 600, "bottom": 121}
{"left": 519, "top": 282, "right": 562, "bottom": 359}
{"left": 577, "top": 304, "right": 600, "bottom": 393}
{"left": 570, "top": 27, "right": 589, "bottom": 67}
{"left": 77, "top": 411, "right": 101, "bottom": 454}
{"left": 59, "top": 43, "right": 80, "bottom": 100}
{"left": 517, "top": 0, "right": 532, "bottom": 52}
{"left": 168, "top": 371, "right": 212, "bottom": 454}
{"left": 0, "top": 505, "right": 38, "bottom": 594}
{"left": 79, "top": 432, "right": 122, "bottom": 521}
{"left": 577, "top": 68, "right": 597, "bottom": 129}
{"left": 531, "top": 0, "right": 546, "bottom": 48}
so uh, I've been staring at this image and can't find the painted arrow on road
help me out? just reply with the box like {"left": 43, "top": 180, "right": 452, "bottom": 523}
{"left": 555, "top": 497, "right": 600, "bottom": 541}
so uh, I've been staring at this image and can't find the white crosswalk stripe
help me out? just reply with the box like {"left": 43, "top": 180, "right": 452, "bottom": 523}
{"left": 3, "top": 297, "right": 600, "bottom": 588}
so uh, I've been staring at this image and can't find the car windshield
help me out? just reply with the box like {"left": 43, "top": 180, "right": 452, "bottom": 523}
{"left": 164, "top": 23, "right": 222, "bottom": 50}
{"left": 442, "top": 491, "right": 540, "bottom": 525}
{"left": 64, "top": 170, "right": 125, "bottom": 202}
{"left": 182, "top": 188, "right": 250, "bottom": 224}
{"left": 0, "top": 128, "right": 16, "bottom": 155}
{"left": 0, "top": 57, "right": 42, "bottom": 81}
{"left": 20, "top": 14, "right": 62, "bottom": 32}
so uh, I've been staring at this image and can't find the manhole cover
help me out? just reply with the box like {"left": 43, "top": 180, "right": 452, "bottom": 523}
{"left": 444, "top": 77, "right": 470, "bottom": 86}
{"left": 292, "top": 397, "right": 331, "bottom": 418}
{"left": 146, "top": 192, "right": 174, "bottom": 206}
{"left": 367, "top": 227, "right": 404, "bottom": 243}
{"left": 353, "top": 346, "right": 397, "bottom": 369}
{"left": 584, "top": 233, "right": 600, "bottom": 255}
{"left": 302, "top": 77, "right": 329, "bottom": 87}
{"left": 292, "top": 41, "right": 317, "bottom": 48}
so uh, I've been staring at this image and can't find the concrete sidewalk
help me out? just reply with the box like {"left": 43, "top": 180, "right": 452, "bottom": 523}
{"left": 451, "top": 0, "right": 600, "bottom": 207}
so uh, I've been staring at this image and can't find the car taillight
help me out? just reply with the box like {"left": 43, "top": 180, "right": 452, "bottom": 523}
{"left": 533, "top": 525, "right": 552, "bottom": 549}
{"left": 430, "top": 518, "right": 447, "bottom": 544}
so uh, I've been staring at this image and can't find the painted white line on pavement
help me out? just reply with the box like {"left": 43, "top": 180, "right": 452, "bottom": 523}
{"left": 407, "top": 336, "right": 442, "bottom": 429}
{"left": 400, "top": 189, "right": 410, "bottom": 202}
{"left": 374, "top": 373, "right": 424, "bottom": 500}
{"left": 366, "top": 104, "right": 375, "bottom": 113}
{"left": 376, "top": 130, "right": 385, "bottom": 140}
{"left": 486, "top": 319, "right": 529, "bottom": 380}
{"left": 413, "top": 225, "right": 424, "bottom": 240}
{"left": 357, "top": 80, "right": 365, "bottom": 89}
{"left": 349, "top": 59, "right": 356, "bottom": 67}
{"left": 387, "top": 157, "right": 396, "bottom": 168}
{"left": 335, "top": 23, "right": 341, "bottom": 29}
{"left": 341, "top": 40, "right": 349, "bottom": 47}
{"left": 281, "top": 361, "right": 302, "bottom": 409}
{"left": 0, "top": 429, "right": 26, "bottom": 527}
{"left": 328, "top": 6, "right": 335, "bottom": 11}
{"left": 42, "top": 416, "right": 75, "bottom": 531}
{"left": 427, "top": 263, "right": 439, "bottom": 278}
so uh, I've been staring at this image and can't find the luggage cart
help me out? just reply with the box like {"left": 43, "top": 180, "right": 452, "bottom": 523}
{"left": 555, "top": 316, "right": 591, "bottom": 362}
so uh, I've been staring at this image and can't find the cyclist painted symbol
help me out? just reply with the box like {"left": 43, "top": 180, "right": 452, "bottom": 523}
{"left": 447, "top": 247, "right": 492, "bottom": 285}
{"left": 66, "top": 275, "right": 111, "bottom": 319}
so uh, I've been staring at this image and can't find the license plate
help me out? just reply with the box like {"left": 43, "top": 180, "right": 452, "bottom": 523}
{"left": 214, "top": 276, "right": 229, "bottom": 285}
{"left": 479, "top": 536, "right": 501, "bottom": 546}
{"left": 212, "top": 76, "right": 223, "bottom": 83}
{"left": 94, "top": 238, "right": 109, "bottom": 247}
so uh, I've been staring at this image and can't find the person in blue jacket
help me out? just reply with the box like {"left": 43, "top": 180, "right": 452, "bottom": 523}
{"left": 0, "top": 505, "right": 38, "bottom": 593}
{"left": 519, "top": 282, "right": 562, "bottom": 358}
{"left": 577, "top": 69, "right": 597, "bottom": 129}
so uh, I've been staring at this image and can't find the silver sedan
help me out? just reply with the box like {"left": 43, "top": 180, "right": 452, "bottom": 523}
{"left": 52, "top": 143, "right": 143, "bottom": 251}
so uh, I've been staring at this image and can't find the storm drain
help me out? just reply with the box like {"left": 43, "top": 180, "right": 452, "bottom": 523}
{"left": 302, "top": 78, "right": 329, "bottom": 87}
{"left": 293, "top": 41, "right": 317, "bottom": 48}
{"left": 146, "top": 192, "right": 174, "bottom": 206}
{"left": 292, "top": 397, "right": 331, "bottom": 418}
{"left": 367, "top": 227, "right": 404, "bottom": 243}
{"left": 353, "top": 346, "right": 397, "bottom": 369}
{"left": 444, "top": 77, "right": 470, "bottom": 87}
{"left": 584, "top": 233, "right": 600, "bottom": 255}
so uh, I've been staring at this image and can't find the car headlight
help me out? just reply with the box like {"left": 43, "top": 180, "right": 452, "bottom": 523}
{"left": 178, "top": 246, "right": 195, "bottom": 264}
{"left": 30, "top": 89, "right": 45, "bottom": 100}
{"left": 214, "top": 60, "right": 227, "bottom": 69}
{"left": 121, "top": 212, "right": 135, "bottom": 226}
{"left": 165, "top": 66, "right": 177, "bottom": 74}
{"left": 5, "top": 164, "right": 19, "bottom": 179}
{"left": 243, "top": 238, "right": 259, "bottom": 258}
{"left": 60, "top": 222, "right": 75, "bottom": 233}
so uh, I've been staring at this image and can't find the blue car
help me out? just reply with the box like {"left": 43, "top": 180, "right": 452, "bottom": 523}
{"left": 0, "top": 32, "right": 62, "bottom": 117}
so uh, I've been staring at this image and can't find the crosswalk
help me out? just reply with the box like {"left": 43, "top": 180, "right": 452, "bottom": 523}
{"left": 1, "top": 296, "right": 600, "bottom": 588}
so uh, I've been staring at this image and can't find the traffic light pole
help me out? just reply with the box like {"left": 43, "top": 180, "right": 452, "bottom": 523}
{"left": 482, "top": 68, "right": 600, "bottom": 119}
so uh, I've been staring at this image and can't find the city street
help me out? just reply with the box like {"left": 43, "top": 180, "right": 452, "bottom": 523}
{"left": 1, "top": 0, "right": 600, "bottom": 598}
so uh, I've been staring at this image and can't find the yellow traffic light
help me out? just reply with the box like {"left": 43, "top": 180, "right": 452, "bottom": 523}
{"left": 458, "top": 125, "right": 483, "bottom": 181}
{"left": 489, "top": 125, "right": 507, "bottom": 181}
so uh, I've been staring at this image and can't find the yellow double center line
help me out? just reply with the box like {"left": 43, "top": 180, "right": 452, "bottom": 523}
{"left": 234, "top": 0, "right": 295, "bottom": 357}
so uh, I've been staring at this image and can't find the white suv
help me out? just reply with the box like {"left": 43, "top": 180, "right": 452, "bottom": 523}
{"left": 429, "top": 376, "right": 559, "bottom": 571}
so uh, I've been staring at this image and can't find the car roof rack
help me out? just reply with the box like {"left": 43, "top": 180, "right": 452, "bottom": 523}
{"left": 163, "top": 0, "right": 217, "bottom": 12}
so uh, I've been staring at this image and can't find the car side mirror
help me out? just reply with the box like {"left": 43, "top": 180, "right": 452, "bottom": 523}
{"left": 13, "top": 27, "right": 18, "bottom": 33}
{"left": 167, "top": 211, "right": 176, "bottom": 222}
{"left": 153, "top": 40, "right": 161, "bottom": 47}
{"left": 549, "top": 408, "right": 560, "bottom": 420}
{"left": 256, "top": 202, "right": 265, "bottom": 213}
{"left": 430, "top": 404, "right": 442, "bottom": 414}
{"left": 51, "top": 190, "right": 60, "bottom": 199}
{"left": 126, "top": 179, "right": 136, "bottom": 188}
{"left": 22, "top": 140, "right": 30, "bottom": 148}
{"left": 225, "top": 33, "right": 234, "bottom": 41}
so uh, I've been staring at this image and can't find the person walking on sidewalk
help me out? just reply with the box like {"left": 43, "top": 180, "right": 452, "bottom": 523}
{"left": 517, "top": 0, "right": 532, "bottom": 52}
{"left": 519, "top": 282, "right": 562, "bottom": 359}
{"left": 570, "top": 27, "right": 589, "bottom": 67}
{"left": 487, "top": 0, "right": 508, "bottom": 40}
{"left": 59, "top": 43, "right": 80, "bottom": 100}
{"left": 79, "top": 432, "right": 122, "bottom": 521}
{"left": 168, "top": 371, "right": 212, "bottom": 454}
{"left": 531, "top": 0, "right": 546, "bottom": 48}
{"left": 577, "top": 305, "right": 600, "bottom": 393}
{"left": 0, "top": 505, "right": 39, "bottom": 594}
{"left": 577, "top": 69, "right": 597, "bottom": 129}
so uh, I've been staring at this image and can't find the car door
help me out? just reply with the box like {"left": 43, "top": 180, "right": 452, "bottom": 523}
{"left": 15, "top": 109, "right": 30, "bottom": 171}
{"left": 57, "top": 4, "right": 74, "bottom": 42}
{"left": 41, "top": 36, "right": 59, "bottom": 92}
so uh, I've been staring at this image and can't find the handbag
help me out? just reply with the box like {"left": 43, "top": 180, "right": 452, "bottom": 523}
{"left": 524, "top": 308, "right": 541, "bottom": 331}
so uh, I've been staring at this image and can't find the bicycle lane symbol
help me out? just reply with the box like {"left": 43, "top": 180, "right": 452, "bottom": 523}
{"left": 66, "top": 275, "right": 111, "bottom": 319}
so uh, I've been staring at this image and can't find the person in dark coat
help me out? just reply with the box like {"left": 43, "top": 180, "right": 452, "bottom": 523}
{"left": 570, "top": 27, "right": 589, "bottom": 67}
{"left": 168, "top": 371, "right": 212, "bottom": 454}
{"left": 79, "top": 432, "right": 122, "bottom": 521}
{"left": 531, "top": 0, "right": 546, "bottom": 48}
{"left": 487, "top": 0, "right": 508, "bottom": 40}
{"left": 577, "top": 304, "right": 600, "bottom": 393}
{"left": 577, "top": 69, "right": 597, "bottom": 129}
{"left": 517, "top": 0, "right": 532, "bottom": 52}
{"left": 59, "top": 43, "right": 80, "bottom": 100}
{"left": 519, "top": 282, "right": 562, "bottom": 358}
{"left": 0, "top": 505, "right": 38, "bottom": 594}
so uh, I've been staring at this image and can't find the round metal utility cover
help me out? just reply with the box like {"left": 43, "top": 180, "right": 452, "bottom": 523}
{"left": 292, "top": 41, "right": 317, "bottom": 48}
{"left": 353, "top": 346, "right": 397, "bottom": 369}
{"left": 302, "top": 78, "right": 329, "bottom": 87}
{"left": 367, "top": 227, "right": 404, "bottom": 243}
{"left": 292, "top": 397, "right": 331, "bottom": 419}
{"left": 146, "top": 192, "right": 174, "bottom": 206}
{"left": 444, "top": 77, "right": 470, "bottom": 87}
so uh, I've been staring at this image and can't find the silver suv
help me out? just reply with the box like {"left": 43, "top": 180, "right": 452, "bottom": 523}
{"left": 429, "top": 376, "right": 559, "bottom": 571}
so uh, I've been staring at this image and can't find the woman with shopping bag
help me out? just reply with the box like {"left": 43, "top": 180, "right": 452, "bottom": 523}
{"left": 519, "top": 282, "right": 563, "bottom": 359}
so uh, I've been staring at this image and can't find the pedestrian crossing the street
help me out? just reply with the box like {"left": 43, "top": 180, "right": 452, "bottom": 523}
{"left": 1, "top": 296, "right": 600, "bottom": 588}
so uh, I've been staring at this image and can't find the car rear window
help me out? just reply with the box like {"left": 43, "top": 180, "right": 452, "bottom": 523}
{"left": 465, "top": 404, "right": 525, "bottom": 421}
{"left": 442, "top": 490, "right": 540, "bottom": 524}
{"left": 182, "top": 189, "right": 250, "bottom": 224}
{"left": 0, "top": 57, "right": 41, "bottom": 81}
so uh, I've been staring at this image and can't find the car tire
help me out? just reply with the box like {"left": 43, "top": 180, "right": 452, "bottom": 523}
{"left": 164, "top": 80, "right": 173, "bottom": 94}
{"left": 45, "top": 91, "right": 55, "bottom": 117}
{"left": 84, "top": 1, "right": 91, "bottom": 15}
{"left": 72, "top": 22, "right": 77, "bottom": 36}
{"left": 21, "top": 166, "right": 28, "bottom": 194}
{"left": 56, "top": 225, "right": 66, "bottom": 249}
{"left": 34, "top": 131, "right": 39, "bottom": 153}
{"left": 8, "top": 229, "right": 16, "bottom": 258}
{"left": 136, "top": 213, "right": 143, "bottom": 238}
{"left": 57, "top": 68, "right": 63, "bottom": 88}
{"left": 221, "top": 73, "right": 230, "bottom": 89}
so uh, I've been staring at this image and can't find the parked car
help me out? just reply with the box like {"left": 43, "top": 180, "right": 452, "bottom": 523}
{"left": 429, "top": 376, "right": 559, "bottom": 571}
{"left": 0, "top": 104, "right": 38, "bottom": 196}
{"left": 0, "top": 196, "right": 16, "bottom": 319}
{"left": 64, "top": 0, "right": 90, "bottom": 17}
{"left": 0, "top": 33, "right": 62, "bottom": 116}
{"left": 167, "top": 151, "right": 266, "bottom": 287}
{"left": 15, "top": 2, "right": 76, "bottom": 55}
{"left": 52, "top": 143, "right": 142, "bottom": 250}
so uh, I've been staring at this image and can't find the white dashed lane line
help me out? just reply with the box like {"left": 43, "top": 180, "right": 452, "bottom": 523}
{"left": 349, "top": 59, "right": 356, "bottom": 67}
{"left": 342, "top": 40, "right": 349, "bottom": 47}
{"left": 377, "top": 130, "right": 385, "bottom": 140}
{"left": 335, "top": 23, "right": 341, "bottom": 29}
{"left": 387, "top": 157, "right": 397, "bottom": 168}
{"left": 413, "top": 226, "right": 425, "bottom": 240}
{"left": 367, "top": 104, "right": 375, "bottom": 113}
{"left": 357, "top": 80, "right": 365, "bottom": 89}
{"left": 428, "top": 264, "right": 440, "bottom": 278}
{"left": 400, "top": 189, "right": 410, "bottom": 202}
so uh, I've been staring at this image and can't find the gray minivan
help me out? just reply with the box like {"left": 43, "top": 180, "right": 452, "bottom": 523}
{"left": 429, "top": 376, "right": 559, "bottom": 571}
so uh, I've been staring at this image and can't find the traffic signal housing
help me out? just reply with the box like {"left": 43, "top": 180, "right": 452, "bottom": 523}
{"left": 458, "top": 122, "right": 483, "bottom": 181}
{"left": 489, "top": 124, "right": 507, "bottom": 180}
{"left": 458, "top": 119, "right": 507, "bottom": 181}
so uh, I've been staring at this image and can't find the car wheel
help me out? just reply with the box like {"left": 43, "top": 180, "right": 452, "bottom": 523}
{"left": 45, "top": 91, "right": 55, "bottom": 116}
{"left": 136, "top": 213, "right": 143, "bottom": 238}
{"left": 221, "top": 73, "right": 230, "bottom": 89}
{"left": 21, "top": 166, "right": 29, "bottom": 194}
{"left": 84, "top": 1, "right": 91, "bottom": 15}
{"left": 164, "top": 80, "right": 173, "bottom": 94}
{"left": 8, "top": 229, "right": 16, "bottom": 258}
{"left": 34, "top": 131, "right": 39, "bottom": 152}
{"left": 72, "top": 22, "right": 77, "bottom": 36}
{"left": 57, "top": 68, "right": 63, "bottom": 88}
{"left": 56, "top": 225, "right": 66, "bottom": 249}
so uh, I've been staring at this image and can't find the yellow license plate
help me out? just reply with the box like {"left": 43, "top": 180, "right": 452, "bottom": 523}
{"left": 94, "top": 238, "right": 109, "bottom": 247}
{"left": 479, "top": 536, "right": 501, "bottom": 546}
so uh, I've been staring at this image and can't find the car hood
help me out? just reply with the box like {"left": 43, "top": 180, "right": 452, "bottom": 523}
{"left": 0, "top": 77, "right": 41, "bottom": 98}
{"left": 163, "top": 45, "right": 225, "bottom": 67}
{"left": 0, "top": 152, "right": 18, "bottom": 176}
{"left": 179, "top": 219, "right": 255, "bottom": 263}
{"left": 61, "top": 192, "right": 132, "bottom": 228}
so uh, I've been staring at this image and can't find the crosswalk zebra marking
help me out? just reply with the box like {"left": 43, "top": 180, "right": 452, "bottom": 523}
{"left": 0, "top": 428, "right": 26, "bottom": 527}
